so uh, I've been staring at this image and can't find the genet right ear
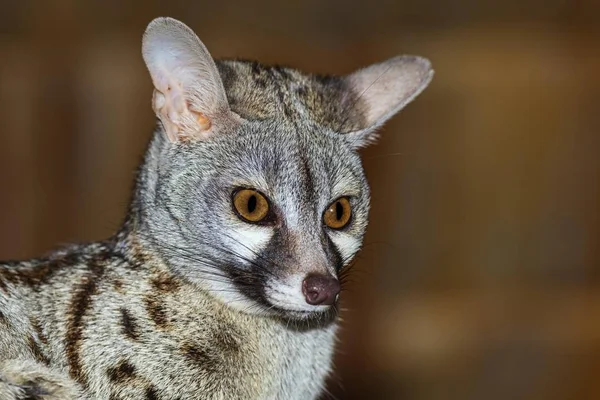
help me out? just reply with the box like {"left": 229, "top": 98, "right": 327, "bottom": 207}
{"left": 142, "top": 17, "right": 241, "bottom": 142}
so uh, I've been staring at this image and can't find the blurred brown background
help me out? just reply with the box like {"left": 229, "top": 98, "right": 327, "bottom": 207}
{"left": 1, "top": 1, "right": 599, "bottom": 399}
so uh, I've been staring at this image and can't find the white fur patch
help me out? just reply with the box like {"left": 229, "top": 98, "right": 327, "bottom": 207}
{"left": 205, "top": 278, "right": 272, "bottom": 315}
{"left": 279, "top": 194, "right": 301, "bottom": 229}
{"left": 328, "top": 231, "right": 361, "bottom": 263}
{"left": 265, "top": 274, "right": 329, "bottom": 313}
{"left": 225, "top": 223, "right": 273, "bottom": 264}
{"left": 331, "top": 176, "right": 360, "bottom": 201}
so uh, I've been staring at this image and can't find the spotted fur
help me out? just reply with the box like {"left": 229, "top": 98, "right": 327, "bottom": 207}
{"left": 0, "top": 17, "right": 433, "bottom": 399}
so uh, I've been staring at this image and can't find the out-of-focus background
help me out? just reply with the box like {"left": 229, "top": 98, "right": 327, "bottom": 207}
{"left": 0, "top": 1, "right": 599, "bottom": 399}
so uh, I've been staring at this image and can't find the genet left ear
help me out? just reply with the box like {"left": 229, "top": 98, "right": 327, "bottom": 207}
{"left": 341, "top": 55, "right": 434, "bottom": 149}
{"left": 142, "top": 17, "right": 241, "bottom": 143}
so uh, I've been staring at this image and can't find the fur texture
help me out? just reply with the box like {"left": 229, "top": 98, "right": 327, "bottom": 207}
{"left": 0, "top": 17, "right": 433, "bottom": 399}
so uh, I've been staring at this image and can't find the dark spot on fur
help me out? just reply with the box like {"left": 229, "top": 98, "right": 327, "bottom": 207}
{"left": 0, "top": 275, "right": 7, "bottom": 292}
{"left": 299, "top": 154, "right": 316, "bottom": 205}
{"left": 113, "top": 279, "right": 124, "bottom": 293}
{"left": 0, "top": 309, "right": 7, "bottom": 325}
{"left": 0, "top": 258, "right": 67, "bottom": 290}
{"left": 0, "top": 251, "right": 111, "bottom": 293}
{"left": 272, "top": 65, "right": 293, "bottom": 80}
{"left": 144, "top": 295, "right": 169, "bottom": 329}
{"left": 295, "top": 85, "right": 307, "bottom": 96}
{"left": 181, "top": 342, "right": 220, "bottom": 375}
{"left": 120, "top": 308, "right": 140, "bottom": 341}
{"left": 146, "top": 385, "right": 160, "bottom": 400}
{"left": 127, "top": 238, "right": 152, "bottom": 269}
{"left": 107, "top": 360, "right": 136, "bottom": 383}
{"left": 249, "top": 62, "right": 268, "bottom": 89}
{"left": 28, "top": 336, "right": 50, "bottom": 365}
{"left": 254, "top": 77, "right": 268, "bottom": 89}
{"left": 150, "top": 272, "right": 180, "bottom": 293}
{"left": 212, "top": 326, "right": 241, "bottom": 355}
{"left": 215, "top": 58, "right": 369, "bottom": 133}
{"left": 250, "top": 61, "right": 261, "bottom": 75}
{"left": 65, "top": 260, "right": 106, "bottom": 385}
{"left": 19, "top": 381, "right": 49, "bottom": 399}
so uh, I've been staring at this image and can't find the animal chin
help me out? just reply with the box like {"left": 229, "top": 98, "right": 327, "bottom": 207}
{"left": 268, "top": 302, "right": 339, "bottom": 327}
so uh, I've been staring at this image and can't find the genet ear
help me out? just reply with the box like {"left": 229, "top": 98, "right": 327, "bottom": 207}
{"left": 342, "top": 55, "right": 434, "bottom": 149}
{"left": 142, "top": 17, "right": 240, "bottom": 142}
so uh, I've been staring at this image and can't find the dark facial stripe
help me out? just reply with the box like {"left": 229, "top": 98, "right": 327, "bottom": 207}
{"left": 226, "top": 264, "right": 271, "bottom": 310}
{"left": 120, "top": 308, "right": 140, "bottom": 341}
{"left": 65, "top": 263, "right": 105, "bottom": 385}
{"left": 322, "top": 232, "right": 345, "bottom": 271}
{"left": 299, "top": 153, "right": 317, "bottom": 207}
{"left": 226, "top": 223, "right": 295, "bottom": 311}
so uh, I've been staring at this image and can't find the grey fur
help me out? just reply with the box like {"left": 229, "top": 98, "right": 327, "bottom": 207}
{"left": 0, "top": 17, "right": 433, "bottom": 399}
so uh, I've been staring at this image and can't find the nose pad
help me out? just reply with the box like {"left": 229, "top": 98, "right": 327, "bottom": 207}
{"left": 302, "top": 274, "right": 341, "bottom": 306}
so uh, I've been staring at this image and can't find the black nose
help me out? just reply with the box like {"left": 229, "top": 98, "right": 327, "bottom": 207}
{"left": 302, "top": 274, "right": 340, "bottom": 306}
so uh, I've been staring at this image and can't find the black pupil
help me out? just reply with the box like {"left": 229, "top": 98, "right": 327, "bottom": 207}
{"left": 248, "top": 195, "right": 257, "bottom": 213}
{"left": 335, "top": 201, "right": 344, "bottom": 220}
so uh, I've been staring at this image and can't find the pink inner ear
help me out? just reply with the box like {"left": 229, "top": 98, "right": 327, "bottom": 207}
{"left": 141, "top": 18, "right": 245, "bottom": 141}
{"left": 154, "top": 70, "right": 187, "bottom": 115}
{"left": 191, "top": 110, "right": 212, "bottom": 131}
{"left": 150, "top": 69, "right": 215, "bottom": 143}
{"left": 347, "top": 56, "right": 433, "bottom": 129}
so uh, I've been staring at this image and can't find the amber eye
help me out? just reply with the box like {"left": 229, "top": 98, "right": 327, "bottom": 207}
{"left": 323, "top": 197, "right": 352, "bottom": 229}
{"left": 233, "top": 189, "right": 270, "bottom": 223}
